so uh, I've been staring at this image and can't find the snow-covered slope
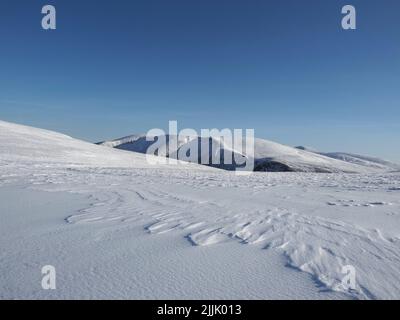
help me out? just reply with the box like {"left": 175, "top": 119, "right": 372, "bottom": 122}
{"left": 295, "top": 146, "right": 400, "bottom": 172}
{"left": 251, "top": 138, "right": 371, "bottom": 173}
{"left": 1, "top": 119, "right": 400, "bottom": 300}
{"left": 0, "top": 120, "right": 213, "bottom": 171}
{"left": 99, "top": 134, "right": 379, "bottom": 173}
{"left": 322, "top": 152, "right": 400, "bottom": 171}
{"left": 97, "top": 134, "right": 189, "bottom": 157}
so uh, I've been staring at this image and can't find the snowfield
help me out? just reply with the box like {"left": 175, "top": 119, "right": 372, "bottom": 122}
{"left": 1, "top": 120, "right": 400, "bottom": 299}
{"left": 99, "top": 133, "right": 392, "bottom": 173}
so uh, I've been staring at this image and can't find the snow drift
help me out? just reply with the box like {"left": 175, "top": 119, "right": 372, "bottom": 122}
{"left": 1, "top": 119, "right": 400, "bottom": 300}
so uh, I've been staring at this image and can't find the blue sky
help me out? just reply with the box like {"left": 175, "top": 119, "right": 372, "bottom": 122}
{"left": 0, "top": 0, "right": 399, "bottom": 161}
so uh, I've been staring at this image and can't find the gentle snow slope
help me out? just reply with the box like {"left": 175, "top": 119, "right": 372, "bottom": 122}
{"left": 322, "top": 152, "right": 400, "bottom": 171}
{"left": 1, "top": 120, "right": 400, "bottom": 299}
{"left": 251, "top": 138, "right": 371, "bottom": 173}
{"left": 296, "top": 146, "right": 400, "bottom": 171}
{"left": 0, "top": 120, "right": 213, "bottom": 171}
{"left": 99, "top": 134, "right": 379, "bottom": 173}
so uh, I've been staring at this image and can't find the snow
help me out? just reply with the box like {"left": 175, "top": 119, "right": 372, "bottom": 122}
{"left": 295, "top": 146, "right": 400, "bottom": 172}
{"left": 99, "top": 133, "right": 389, "bottom": 173}
{"left": 251, "top": 138, "right": 373, "bottom": 173}
{"left": 0, "top": 120, "right": 213, "bottom": 171}
{"left": 321, "top": 152, "right": 400, "bottom": 171}
{"left": 1, "top": 120, "right": 400, "bottom": 299}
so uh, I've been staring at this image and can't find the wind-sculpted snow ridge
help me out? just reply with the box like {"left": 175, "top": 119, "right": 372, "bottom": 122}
{"left": 60, "top": 173, "right": 400, "bottom": 300}
{"left": 18, "top": 163, "right": 399, "bottom": 300}
{"left": 2, "top": 120, "right": 400, "bottom": 299}
{"left": 1, "top": 161, "right": 400, "bottom": 299}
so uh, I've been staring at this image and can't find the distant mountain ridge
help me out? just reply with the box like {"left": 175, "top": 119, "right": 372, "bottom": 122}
{"left": 98, "top": 134, "right": 396, "bottom": 173}
{"left": 0, "top": 119, "right": 397, "bottom": 173}
{"left": 295, "top": 146, "right": 400, "bottom": 172}
{"left": 0, "top": 120, "right": 212, "bottom": 172}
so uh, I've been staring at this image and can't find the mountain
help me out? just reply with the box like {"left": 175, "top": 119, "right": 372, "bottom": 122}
{"left": 293, "top": 146, "right": 319, "bottom": 153}
{"left": 97, "top": 134, "right": 189, "bottom": 157}
{"left": 98, "top": 134, "right": 247, "bottom": 170}
{"left": 321, "top": 152, "right": 400, "bottom": 171}
{"left": 98, "top": 134, "right": 386, "bottom": 173}
{"left": 3, "top": 119, "right": 392, "bottom": 174}
{"left": 295, "top": 146, "right": 400, "bottom": 172}
{"left": 0, "top": 120, "right": 212, "bottom": 172}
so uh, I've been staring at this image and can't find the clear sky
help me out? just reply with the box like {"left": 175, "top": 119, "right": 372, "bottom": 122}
{"left": 0, "top": 0, "right": 399, "bottom": 161}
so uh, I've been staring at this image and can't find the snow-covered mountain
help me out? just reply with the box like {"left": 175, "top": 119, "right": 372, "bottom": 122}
{"left": 322, "top": 152, "right": 400, "bottom": 171}
{"left": 97, "top": 134, "right": 189, "bottom": 157}
{"left": 0, "top": 120, "right": 148, "bottom": 167}
{"left": 295, "top": 146, "right": 400, "bottom": 172}
{"left": 2, "top": 119, "right": 400, "bottom": 300}
{"left": 98, "top": 134, "right": 249, "bottom": 170}
{"left": 251, "top": 138, "right": 371, "bottom": 173}
{"left": 98, "top": 134, "right": 386, "bottom": 173}
{"left": 1, "top": 119, "right": 396, "bottom": 174}
{"left": 0, "top": 120, "right": 212, "bottom": 172}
